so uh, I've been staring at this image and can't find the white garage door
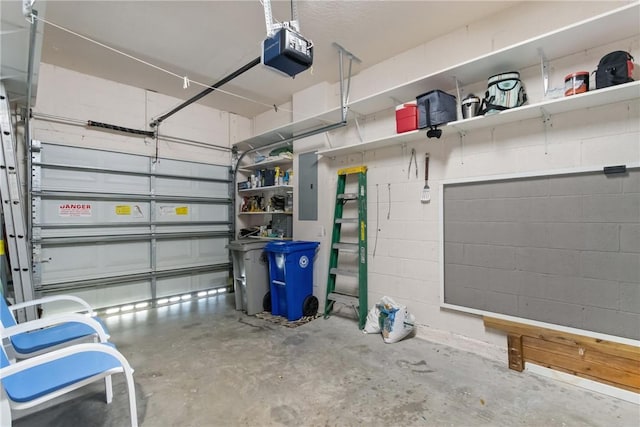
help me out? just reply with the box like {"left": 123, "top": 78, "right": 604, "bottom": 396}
{"left": 31, "top": 141, "right": 232, "bottom": 314}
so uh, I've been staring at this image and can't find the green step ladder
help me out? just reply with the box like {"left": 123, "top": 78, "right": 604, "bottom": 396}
{"left": 323, "top": 166, "right": 368, "bottom": 329}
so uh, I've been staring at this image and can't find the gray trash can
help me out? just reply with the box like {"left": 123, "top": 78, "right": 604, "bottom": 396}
{"left": 227, "top": 240, "right": 270, "bottom": 316}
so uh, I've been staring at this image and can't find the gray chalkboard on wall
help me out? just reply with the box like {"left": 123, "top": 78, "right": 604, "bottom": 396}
{"left": 442, "top": 168, "right": 640, "bottom": 340}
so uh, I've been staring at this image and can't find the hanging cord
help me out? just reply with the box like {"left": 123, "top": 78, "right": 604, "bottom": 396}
{"left": 29, "top": 13, "right": 297, "bottom": 115}
{"left": 373, "top": 183, "right": 380, "bottom": 257}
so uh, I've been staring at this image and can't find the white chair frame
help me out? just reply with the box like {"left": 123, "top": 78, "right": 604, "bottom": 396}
{"left": 0, "top": 342, "right": 137, "bottom": 427}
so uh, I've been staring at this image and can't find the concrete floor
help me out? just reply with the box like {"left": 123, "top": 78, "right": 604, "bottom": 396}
{"left": 13, "top": 294, "right": 639, "bottom": 426}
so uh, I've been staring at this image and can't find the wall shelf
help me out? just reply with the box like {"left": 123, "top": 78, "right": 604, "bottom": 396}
{"left": 238, "top": 185, "right": 293, "bottom": 194}
{"left": 238, "top": 211, "right": 293, "bottom": 216}
{"left": 234, "top": 108, "right": 343, "bottom": 152}
{"left": 234, "top": 2, "right": 639, "bottom": 152}
{"left": 318, "top": 81, "right": 640, "bottom": 157}
{"left": 246, "top": 235, "right": 293, "bottom": 241}
{"left": 345, "top": 2, "right": 639, "bottom": 117}
{"left": 238, "top": 156, "right": 293, "bottom": 172}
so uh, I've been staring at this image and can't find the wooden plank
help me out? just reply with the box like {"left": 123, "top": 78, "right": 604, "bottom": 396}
{"left": 523, "top": 336, "right": 640, "bottom": 376}
{"left": 484, "top": 316, "right": 640, "bottom": 362}
{"left": 507, "top": 334, "right": 524, "bottom": 372}
{"left": 523, "top": 340, "right": 640, "bottom": 392}
{"left": 529, "top": 360, "right": 640, "bottom": 394}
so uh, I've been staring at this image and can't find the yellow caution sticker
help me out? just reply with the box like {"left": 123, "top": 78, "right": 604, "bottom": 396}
{"left": 115, "top": 205, "right": 131, "bottom": 215}
{"left": 176, "top": 206, "right": 189, "bottom": 215}
{"left": 0, "top": 240, "right": 4, "bottom": 256}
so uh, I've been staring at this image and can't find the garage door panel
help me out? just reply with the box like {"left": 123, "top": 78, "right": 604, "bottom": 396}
{"left": 155, "top": 203, "right": 229, "bottom": 222}
{"left": 40, "top": 168, "right": 151, "bottom": 195}
{"left": 38, "top": 199, "right": 152, "bottom": 225}
{"left": 41, "top": 226, "right": 151, "bottom": 238}
{"left": 155, "top": 225, "right": 229, "bottom": 234}
{"left": 40, "top": 282, "right": 152, "bottom": 315}
{"left": 41, "top": 144, "right": 150, "bottom": 172}
{"left": 156, "top": 271, "right": 228, "bottom": 298}
{"left": 33, "top": 142, "right": 231, "bottom": 308}
{"left": 156, "top": 237, "right": 229, "bottom": 269}
{"left": 156, "top": 178, "right": 229, "bottom": 199}
{"left": 40, "top": 241, "right": 151, "bottom": 284}
{"left": 155, "top": 158, "right": 229, "bottom": 198}
{"left": 154, "top": 158, "right": 228, "bottom": 181}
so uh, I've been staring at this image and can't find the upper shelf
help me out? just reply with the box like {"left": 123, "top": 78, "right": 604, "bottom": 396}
{"left": 246, "top": 235, "right": 293, "bottom": 241}
{"left": 234, "top": 108, "right": 343, "bottom": 152}
{"left": 234, "top": 2, "right": 640, "bottom": 151}
{"left": 318, "top": 81, "right": 640, "bottom": 157}
{"left": 238, "top": 185, "right": 293, "bottom": 194}
{"left": 238, "top": 211, "right": 293, "bottom": 215}
{"left": 238, "top": 155, "right": 293, "bottom": 172}
{"left": 346, "top": 2, "right": 639, "bottom": 117}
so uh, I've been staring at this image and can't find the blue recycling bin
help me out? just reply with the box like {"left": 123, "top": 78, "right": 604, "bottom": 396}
{"left": 264, "top": 240, "right": 320, "bottom": 321}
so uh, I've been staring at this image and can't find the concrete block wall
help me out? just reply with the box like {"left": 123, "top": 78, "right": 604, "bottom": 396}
{"left": 32, "top": 63, "right": 250, "bottom": 164}
{"left": 291, "top": 1, "right": 640, "bottom": 347}
{"left": 310, "top": 104, "right": 639, "bottom": 346}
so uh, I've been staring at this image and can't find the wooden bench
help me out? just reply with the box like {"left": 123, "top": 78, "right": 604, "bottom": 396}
{"left": 484, "top": 317, "right": 640, "bottom": 393}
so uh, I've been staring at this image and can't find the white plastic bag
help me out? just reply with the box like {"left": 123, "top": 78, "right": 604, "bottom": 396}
{"left": 378, "top": 300, "right": 416, "bottom": 344}
{"left": 363, "top": 296, "right": 397, "bottom": 334}
{"left": 363, "top": 304, "right": 381, "bottom": 333}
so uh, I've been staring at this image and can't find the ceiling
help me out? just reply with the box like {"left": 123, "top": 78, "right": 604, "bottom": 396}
{"left": 0, "top": 0, "right": 47, "bottom": 105}
{"left": 4, "top": 1, "right": 521, "bottom": 118}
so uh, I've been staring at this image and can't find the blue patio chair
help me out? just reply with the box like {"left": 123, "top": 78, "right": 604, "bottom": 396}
{"left": 1, "top": 295, "right": 110, "bottom": 359}
{"left": 0, "top": 341, "right": 138, "bottom": 426}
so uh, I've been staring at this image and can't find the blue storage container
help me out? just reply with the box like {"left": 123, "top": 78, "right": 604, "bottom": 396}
{"left": 264, "top": 240, "right": 320, "bottom": 321}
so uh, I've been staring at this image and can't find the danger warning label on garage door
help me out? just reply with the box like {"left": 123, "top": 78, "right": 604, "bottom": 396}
{"left": 58, "top": 203, "right": 92, "bottom": 217}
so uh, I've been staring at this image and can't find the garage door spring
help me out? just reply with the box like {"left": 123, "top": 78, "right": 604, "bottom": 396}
{"left": 87, "top": 120, "right": 154, "bottom": 137}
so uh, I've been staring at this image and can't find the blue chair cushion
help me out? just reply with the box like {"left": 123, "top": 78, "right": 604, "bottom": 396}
{"left": 1, "top": 297, "right": 17, "bottom": 328}
{"left": 10, "top": 317, "right": 109, "bottom": 354}
{"left": 1, "top": 343, "right": 120, "bottom": 403}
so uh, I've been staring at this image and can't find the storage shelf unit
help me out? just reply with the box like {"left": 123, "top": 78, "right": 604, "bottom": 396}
{"left": 236, "top": 152, "right": 294, "bottom": 240}
{"left": 233, "top": 2, "right": 639, "bottom": 151}
{"left": 318, "top": 81, "right": 640, "bottom": 157}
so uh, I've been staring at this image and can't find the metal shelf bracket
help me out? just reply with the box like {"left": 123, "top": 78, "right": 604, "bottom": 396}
{"left": 333, "top": 42, "right": 361, "bottom": 122}
{"left": 538, "top": 48, "right": 550, "bottom": 97}
{"left": 540, "top": 106, "right": 552, "bottom": 154}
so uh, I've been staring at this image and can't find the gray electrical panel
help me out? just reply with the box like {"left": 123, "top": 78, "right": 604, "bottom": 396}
{"left": 298, "top": 152, "right": 318, "bottom": 220}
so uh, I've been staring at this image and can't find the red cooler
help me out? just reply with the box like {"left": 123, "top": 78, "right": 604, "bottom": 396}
{"left": 395, "top": 102, "right": 418, "bottom": 134}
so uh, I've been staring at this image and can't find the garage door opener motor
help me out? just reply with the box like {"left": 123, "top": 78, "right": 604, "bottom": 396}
{"left": 261, "top": 0, "right": 313, "bottom": 78}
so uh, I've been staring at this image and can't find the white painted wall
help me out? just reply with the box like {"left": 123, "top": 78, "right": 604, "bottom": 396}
{"left": 32, "top": 63, "right": 251, "bottom": 164}
{"left": 291, "top": 1, "right": 639, "bottom": 351}
{"left": 253, "top": 101, "right": 293, "bottom": 136}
